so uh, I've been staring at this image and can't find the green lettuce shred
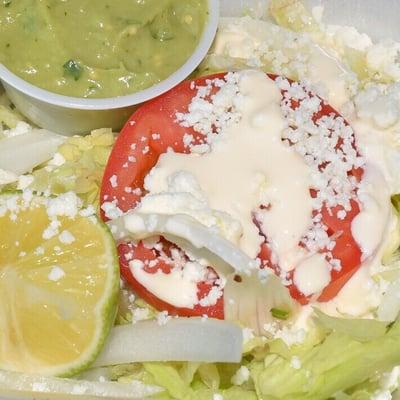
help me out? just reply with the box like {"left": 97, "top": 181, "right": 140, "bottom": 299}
{"left": 142, "top": 362, "right": 259, "bottom": 400}
{"left": 313, "top": 309, "right": 390, "bottom": 341}
{"left": 103, "top": 310, "right": 400, "bottom": 399}
{"left": 251, "top": 321, "right": 400, "bottom": 399}
{"left": 29, "top": 128, "right": 115, "bottom": 209}
{"left": 269, "top": 0, "right": 320, "bottom": 33}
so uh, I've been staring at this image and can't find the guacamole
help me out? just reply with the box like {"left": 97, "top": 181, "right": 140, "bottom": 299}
{"left": 0, "top": 0, "right": 208, "bottom": 98}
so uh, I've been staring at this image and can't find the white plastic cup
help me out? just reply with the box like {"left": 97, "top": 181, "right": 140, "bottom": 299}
{"left": 0, "top": 0, "right": 219, "bottom": 136}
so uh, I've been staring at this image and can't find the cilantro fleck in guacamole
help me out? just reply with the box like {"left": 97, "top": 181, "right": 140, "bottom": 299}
{"left": 0, "top": 0, "right": 208, "bottom": 98}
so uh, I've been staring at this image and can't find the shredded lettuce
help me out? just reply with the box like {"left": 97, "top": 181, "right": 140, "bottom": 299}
{"left": 29, "top": 129, "right": 115, "bottom": 209}
{"left": 313, "top": 309, "right": 391, "bottom": 341}
{"left": 97, "top": 310, "right": 400, "bottom": 399}
{"left": 269, "top": 0, "right": 320, "bottom": 33}
{"left": 250, "top": 320, "right": 400, "bottom": 399}
{"left": 142, "top": 362, "right": 258, "bottom": 400}
{"left": 268, "top": 0, "right": 400, "bottom": 86}
{"left": 1, "top": 2, "right": 400, "bottom": 399}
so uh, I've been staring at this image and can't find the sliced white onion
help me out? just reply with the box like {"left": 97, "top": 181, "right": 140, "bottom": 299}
{"left": 0, "top": 369, "right": 161, "bottom": 400}
{"left": 93, "top": 318, "right": 243, "bottom": 367}
{"left": 0, "top": 129, "right": 65, "bottom": 175}
{"left": 378, "top": 281, "right": 400, "bottom": 322}
{"left": 109, "top": 212, "right": 258, "bottom": 274}
{"left": 224, "top": 272, "right": 296, "bottom": 335}
{"left": 109, "top": 212, "right": 295, "bottom": 333}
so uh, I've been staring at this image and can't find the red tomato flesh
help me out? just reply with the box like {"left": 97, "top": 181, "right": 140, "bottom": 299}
{"left": 118, "top": 239, "right": 224, "bottom": 319}
{"left": 101, "top": 72, "right": 364, "bottom": 317}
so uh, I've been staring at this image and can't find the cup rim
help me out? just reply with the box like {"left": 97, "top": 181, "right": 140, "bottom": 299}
{"left": 0, "top": 0, "right": 219, "bottom": 111}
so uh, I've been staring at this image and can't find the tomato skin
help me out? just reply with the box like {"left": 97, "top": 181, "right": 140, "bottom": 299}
{"left": 100, "top": 74, "right": 224, "bottom": 218}
{"left": 101, "top": 74, "right": 228, "bottom": 318}
{"left": 321, "top": 200, "right": 360, "bottom": 233}
{"left": 318, "top": 233, "right": 362, "bottom": 302}
{"left": 101, "top": 71, "right": 365, "bottom": 315}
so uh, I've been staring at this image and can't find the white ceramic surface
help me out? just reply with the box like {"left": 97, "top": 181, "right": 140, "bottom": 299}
{"left": 1, "top": 1, "right": 400, "bottom": 399}
{"left": 0, "top": 0, "right": 219, "bottom": 135}
{"left": 220, "top": 0, "right": 400, "bottom": 41}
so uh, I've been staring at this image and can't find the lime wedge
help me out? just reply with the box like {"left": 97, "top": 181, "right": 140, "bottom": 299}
{"left": 0, "top": 192, "right": 119, "bottom": 376}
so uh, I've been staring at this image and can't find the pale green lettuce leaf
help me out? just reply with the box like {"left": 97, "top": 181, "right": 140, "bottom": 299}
{"left": 269, "top": 0, "right": 320, "bottom": 33}
{"left": 197, "top": 364, "right": 220, "bottom": 390}
{"left": 144, "top": 363, "right": 190, "bottom": 400}
{"left": 28, "top": 129, "right": 115, "bottom": 209}
{"left": 251, "top": 321, "right": 400, "bottom": 399}
{"left": 314, "top": 309, "right": 390, "bottom": 341}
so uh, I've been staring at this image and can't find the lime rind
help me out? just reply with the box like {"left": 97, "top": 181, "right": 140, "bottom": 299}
{"left": 0, "top": 192, "right": 120, "bottom": 377}
{"left": 58, "top": 217, "right": 120, "bottom": 378}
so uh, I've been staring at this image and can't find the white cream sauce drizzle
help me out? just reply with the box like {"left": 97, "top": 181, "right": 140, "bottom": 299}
{"left": 129, "top": 259, "right": 205, "bottom": 309}
{"left": 316, "top": 116, "right": 397, "bottom": 318}
{"left": 317, "top": 219, "right": 396, "bottom": 318}
{"left": 293, "top": 253, "right": 332, "bottom": 297}
{"left": 144, "top": 71, "right": 314, "bottom": 266}
{"left": 307, "top": 45, "right": 351, "bottom": 110}
{"left": 351, "top": 164, "right": 391, "bottom": 260}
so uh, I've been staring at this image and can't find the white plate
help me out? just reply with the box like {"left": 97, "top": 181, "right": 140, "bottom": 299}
{"left": 2, "top": 1, "right": 399, "bottom": 399}
{"left": 220, "top": 0, "right": 400, "bottom": 40}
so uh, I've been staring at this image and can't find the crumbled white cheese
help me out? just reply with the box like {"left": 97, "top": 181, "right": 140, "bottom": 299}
{"left": 242, "top": 327, "right": 255, "bottom": 344}
{"left": 210, "top": 17, "right": 358, "bottom": 109}
{"left": 183, "top": 133, "right": 194, "bottom": 147}
{"left": 48, "top": 152, "right": 66, "bottom": 167}
{"left": 46, "top": 192, "right": 82, "bottom": 219}
{"left": 325, "top": 25, "right": 373, "bottom": 52}
{"left": 141, "top": 170, "right": 243, "bottom": 244}
{"left": 263, "top": 322, "right": 306, "bottom": 347}
{"left": 290, "top": 356, "right": 302, "bottom": 370}
{"left": 366, "top": 40, "right": 400, "bottom": 81}
{"left": 156, "top": 311, "right": 171, "bottom": 326}
{"left": 142, "top": 146, "right": 150, "bottom": 154}
{"left": 79, "top": 205, "right": 96, "bottom": 217}
{"left": 34, "top": 246, "right": 45, "bottom": 256}
{"left": 109, "top": 175, "right": 118, "bottom": 188}
{"left": 374, "top": 366, "right": 400, "bottom": 399}
{"left": 278, "top": 77, "right": 364, "bottom": 267}
{"left": 17, "top": 174, "right": 34, "bottom": 190}
{"left": 3, "top": 121, "right": 31, "bottom": 138}
{"left": 231, "top": 366, "right": 250, "bottom": 386}
{"left": 58, "top": 230, "right": 75, "bottom": 245}
{"left": 198, "top": 284, "right": 224, "bottom": 307}
{"left": 101, "top": 201, "right": 124, "bottom": 220}
{"left": 176, "top": 71, "right": 243, "bottom": 148}
{"left": 354, "top": 83, "right": 400, "bottom": 129}
{"left": 42, "top": 219, "right": 61, "bottom": 240}
{"left": 131, "top": 307, "right": 150, "bottom": 323}
{"left": 48, "top": 266, "right": 66, "bottom": 282}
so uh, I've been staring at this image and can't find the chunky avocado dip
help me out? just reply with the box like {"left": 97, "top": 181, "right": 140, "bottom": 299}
{"left": 0, "top": 0, "right": 208, "bottom": 98}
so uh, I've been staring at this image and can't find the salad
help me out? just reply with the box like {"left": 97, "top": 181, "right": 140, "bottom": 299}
{"left": 2, "top": 1, "right": 400, "bottom": 399}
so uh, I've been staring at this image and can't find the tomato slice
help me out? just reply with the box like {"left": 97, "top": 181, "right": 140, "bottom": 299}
{"left": 101, "top": 72, "right": 364, "bottom": 317}
{"left": 100, "top": 74, "right": 221, "bottom": 217}
{"left": 118, "top": 239, "right": 224, "bottom": 319}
